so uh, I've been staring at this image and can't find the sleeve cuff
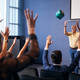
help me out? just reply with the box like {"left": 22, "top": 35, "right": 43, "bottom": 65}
{"left": 44, "top": 47, "right": 48, "bottom": 50}
{"left": 77, "top": 49, "right": 80, "bottom": 51}
{"left": 29, "top": 34, "right": 37, "bottom": 40}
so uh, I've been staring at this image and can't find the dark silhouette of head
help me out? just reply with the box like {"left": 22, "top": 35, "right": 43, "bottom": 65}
{"left": 51, "top": 50, "right": 62, "bottom": 64}
{"left": 5, "top": 51, "right": 13, "bottom": 58}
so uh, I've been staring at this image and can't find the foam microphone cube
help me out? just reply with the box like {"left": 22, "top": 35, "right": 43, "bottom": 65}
{"left": 56, "top": 10, "right": 64, "bottom": 19}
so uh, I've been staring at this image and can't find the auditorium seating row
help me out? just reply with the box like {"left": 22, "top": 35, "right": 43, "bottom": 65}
{"left": 19, "top": 69, "right": 80, "bottom": 80}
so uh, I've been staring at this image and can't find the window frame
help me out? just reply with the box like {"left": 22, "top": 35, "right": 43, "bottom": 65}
{"left": 6, "top": 0, "right": 24, "bottom": 37}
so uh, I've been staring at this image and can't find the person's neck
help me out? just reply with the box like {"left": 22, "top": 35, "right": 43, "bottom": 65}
{"left": 72, "top": 32, "right": 76, "bottom": 35}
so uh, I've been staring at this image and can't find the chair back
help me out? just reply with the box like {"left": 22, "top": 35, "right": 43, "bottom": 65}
{"left": 18, "top": 67, "right": 39, "bottom": 78}
{"left": 21, "top": 75, "right": 59, "bottom": 80}
{"left": 40, "top": 69, "right": 67, "bottom": 80}
{"left": 69, "top": 73, "right": 80, "bottom": 80}
{"left": 0, "top": 73, "right": 20, "bottom": 80}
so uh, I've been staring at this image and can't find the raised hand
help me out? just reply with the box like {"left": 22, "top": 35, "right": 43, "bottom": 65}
{"left": 0, "top": 27, "right": 9, "bottom": 59}
{"left": 1, "top": 27, "right": 9, "bottom": 40}
{"left": 45, "top": 35, "right": 53, "bottom": 48}
{"left": 76, "top": 21, "right": 80, "bottom": 32}
{"left": 24, "top": 8, "right": 38, "bottom": 34}
{"left": 64, "top": 20, "right": 67, "bottom": 26}
{"left": 76, "top": 21, "right": 79, "bottom": 27}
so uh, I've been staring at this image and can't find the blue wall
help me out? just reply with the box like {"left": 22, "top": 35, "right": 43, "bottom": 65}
{"left": 24, "top": 0, "right": 77, "bottom": 65}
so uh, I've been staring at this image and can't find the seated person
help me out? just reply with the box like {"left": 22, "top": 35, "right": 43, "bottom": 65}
{"left": 0, "top": 19, "right": 29, "bottom": 59}
{"left": 0, "top": 34, "right": 29, "bottom": 58}
{"left": 0, "top": 8, "right": 39, "bottom": 80}
{"left": 3, "top": 37, "right": 29, "bottom": 80}
{"left": 43, "top": 35, "right": 80, "bottom": 74}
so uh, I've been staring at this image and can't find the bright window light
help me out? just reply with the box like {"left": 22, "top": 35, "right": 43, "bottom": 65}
{"left": 0, "top": 0, "right": 7, "bottom": 32}
{"left": 0, "top": 0, "right": 24, "bottom": 36}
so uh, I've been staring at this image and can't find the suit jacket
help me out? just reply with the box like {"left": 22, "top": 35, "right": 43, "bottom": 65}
{"left": 43, "top": 50, "right": 80, "bottom": 74}
{"left": 0, "top": 34, "right": 39, "bottom": 80}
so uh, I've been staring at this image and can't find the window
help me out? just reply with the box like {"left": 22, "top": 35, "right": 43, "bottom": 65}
{"left": 0, "top": 0, "right": 7, "bottom": 32}
{"left": 0, "top": 0, "right": 24, "bottom": 36}
{"left": 70, "top": 0, "right": 80, "bottom": 20}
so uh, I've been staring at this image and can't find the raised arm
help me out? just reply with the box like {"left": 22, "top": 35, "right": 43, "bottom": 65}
{"left": 45, "top": 35, "right": 53, "bottom": 49}
{"left": 8, "top": 37, "right": 17, "bottom": 52}
{"left": 17, "top": 38, "right": 29, "bottom": 58}
{"left": 76, "top": 21, "right": 80, "bottom": 32}
{"left": 43, "top": 35, "right": 53, "bottom": 70}
{"left": 0, "top": 27, "right": 9, "bottom": 59}
{"left": 64, "top": 20, "right": 69, "bottom": 35}
{"left": 3, "top": 9, "right": 39, "bottom": 72}
{"left": 23, "top": 8, "right": 39, "bottom": 60}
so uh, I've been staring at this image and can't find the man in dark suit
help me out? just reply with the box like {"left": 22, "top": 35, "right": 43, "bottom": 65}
{"left": 0, "top": 8, "right": 39, "bottom": 80}
{"left": 43, "top": 35, "right": 80, "bottom": 73}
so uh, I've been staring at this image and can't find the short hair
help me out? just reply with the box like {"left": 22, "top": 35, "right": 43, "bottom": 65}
{"left": 51, "top": 50, "right": 62, "bottom": 64}
{"left": 5, "top": 51, "right": 13, "bottom": 58}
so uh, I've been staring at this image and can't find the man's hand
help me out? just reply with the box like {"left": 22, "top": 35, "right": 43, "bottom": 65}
{"left": 76, "top": 21, "right": 79, "bottom": 27}
{"left": 24, "top": 8, "right": 38, "bottom": 35}
{"left": 45, "top": 35, "right": 53, "bottom": 49}
{"left": 76, "top": 21, "right": 80, "bottom": 32}
{"left": 1, "top": 27, "right": 9, "bottom": 40}
{"left": 64, "top": 20, "right": 67, "bottom": 26}
{"left": 0, "top": 27, "right": 9, "bottom": 59}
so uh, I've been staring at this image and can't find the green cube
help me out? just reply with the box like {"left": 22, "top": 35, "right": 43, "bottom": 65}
{"left": 56, "top": 10, "right": 64, "bottom": 19}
